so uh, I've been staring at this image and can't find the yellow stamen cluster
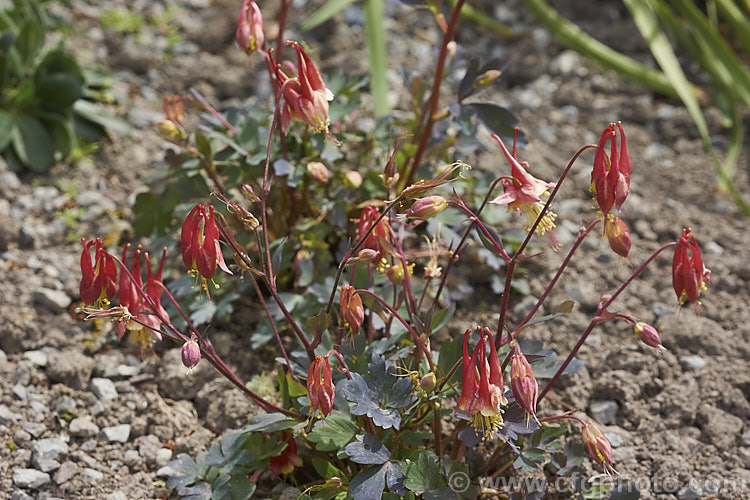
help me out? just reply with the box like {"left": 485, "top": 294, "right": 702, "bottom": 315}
{"left": 520, "top": 200, "right": 557, "bottom": 235}
{"left": 471, "top": 410, "right": 504, "bottom": 441}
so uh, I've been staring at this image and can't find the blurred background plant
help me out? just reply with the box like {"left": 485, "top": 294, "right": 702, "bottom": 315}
{"left": 0, "top": 0, "right": 129, "bottom": 173}
{"left": 522, "top": 0, "right": 750, "bottom": 215}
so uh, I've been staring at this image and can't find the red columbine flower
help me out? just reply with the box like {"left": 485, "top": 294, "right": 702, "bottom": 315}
{"left": 181, "top": 204, "right": 232, "bottom": 296}
{"left": 488, "top": 133, "right": 560, "bottom": 248}
{"left": 307, "top": 356, "right": 335, "bottom": 418}
{"left": 456, "top": 328, "right": 506, "bottom": 440}
{"left": 236, "top": 0, "right": 264, "bottom": 54}
{"left": 357, "top": 205, "right": 391, "bottom": 266}
{"left": 339, "top": 285, "right": 364, "bottom": 334}
{"left": 80, "top": 238, "right": 117, "bottom": 307}
{"left": 582, "top": 421, "right": 616, "bottom": 475}
{"left": 276, "top": 42, "right": 333, "bottom": 133}
{"left": 672, "top": 228, "right": 710, "bottom": 306}
{"left": 510, "top": 344, "right": 539, "bottom": 425}
{"left": 604, "top": 215, "right": 631, "bottom": 258}
{"left": 269, "top": 432, "right": 302, "bottom": 476}
{"left": 591, "top": 122, "right": 631, "bottom": 215}
{"left": 116, "top": 246, "right": 170, "bottom": 351}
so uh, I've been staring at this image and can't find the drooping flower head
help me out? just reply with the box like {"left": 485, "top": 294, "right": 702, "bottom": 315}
{"left": 339, "top": 285, "right": 364, "bottom": 335}
{"left": 181, "top": 335, "right": 201, "bottom": 372}
{"left": 488, "top": 133, "right": 560, "bottom": 248}
{"left": 633, "top": 322, "right": 665, "bottom": 351}
{"left": 672, "top": 228, "right": 710, "bottom": 307}
{"left": 236, "top": 0, "right": 264, "bottom": 54}
{"left": 582, "top": 420, "right": 617, "bottom": 475}
{"left": 591, "top": 122, "right": 631, "bottom": 215}
{"left": 307, "top": 356, "right": 335, "bottom": 418}
{"left": 356, "top": 205, "right": 391, "bottom": 267}
{"left": 275, "top": 42, "right": 334, "bottom": 133}
{"left": 510, "top": 344, "right": 539, "bottom": 425}
{"left": 604, "top": 214, "right": 631, "bottom": 258}
{"left": 181, "top": 204, "right": 232, "bottom": 296}
{"left": 456, "top": 328, "right": 506, "bottom": 439}
{"left": 117, "top": 245, "right": 170, "bottom": 352}
{"left": 79, "top": 238, "right": 117, "bottom": 307}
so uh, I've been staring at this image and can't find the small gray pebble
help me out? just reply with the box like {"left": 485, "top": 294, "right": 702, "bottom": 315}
{"left": 82, "top": 467, "right": 104, "bottom": 484}
{"left": 680, "top": 355, "right": 706, "bottom": 371}
{"left": 53, "top": 461, "right": 79, "bottom": 484}
{"left": 90, "top": 378, "right": 118, "bottom": 402}
{"left": 100, "top": 424, "right": 131, "bottom": 443}
{"left": 12, "top": 490, "right": 35, "bottom": 500}
{"left": 80, "top": 439, "right": 97, "bottom": 452}
{"left": 589, "top": 400, "right": 619, "bottom": 424}
{"left": 23, "top": 422, "right": 46, "bottom": 438}
{"left": 12, "top": 468, "right": 50, "bottom": 489}
{"left": 32, "top": 288, "right": 72, "bottom": 311}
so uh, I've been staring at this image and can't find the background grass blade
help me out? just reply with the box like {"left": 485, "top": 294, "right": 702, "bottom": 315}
{"left": 363, "top": 0, "right": 388, "bottom": 116}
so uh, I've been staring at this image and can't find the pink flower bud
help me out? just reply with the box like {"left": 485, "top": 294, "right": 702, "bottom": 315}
{"left": 356, "top": 249, "right": 379, "bottom": 263}
{"left": 406, "top": 196, "right": 448, "bottom": 220}
{"left": 633, "top": 322, "right": 665, "bottom": 351}
{"left": 510, "top": 345, "right": 538, "bottom": 424}
{"left": 604, "top": 215, "right": 631, "bottom": 258}
{"left": 236, "top": 0, "right": 264, "bottom": 54}
{"left": 306, "top": 161, "right": 330, "bottom": 183}
{"left": 181, "top": 337, "right": 201, "bottom": 372}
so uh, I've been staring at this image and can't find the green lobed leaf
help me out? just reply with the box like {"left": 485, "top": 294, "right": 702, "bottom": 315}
{"left": 312, "top": 457, "right": 349, "bottom": 484}
{"left": 307, "top": 415, "right": 359, "bottom": 452}
{"left": 513, "top": 448, "right": 546, "bottom": 473}
{"left": 401, "top": 451, "right": 447, "bottom": 494}
{"left": 244, "top": 413, "right": 301, "bottom": 433}
{"left": 464, "top": 103, "right": 519, "bottom": 142}
{"left": 73, "top": 99, "right": 131, "bottom": 136}
{"left": 348, "top": 464, "right": 387, "bottom": 500}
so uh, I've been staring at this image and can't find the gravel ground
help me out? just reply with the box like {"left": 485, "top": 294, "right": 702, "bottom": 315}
{"left": 1, "top": 0, "right": 749, "bottom": 499}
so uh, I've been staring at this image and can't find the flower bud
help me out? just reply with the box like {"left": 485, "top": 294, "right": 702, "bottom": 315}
{"left": 181, "top": 336, "right": 201, "bottom": 372}
{"left": 420, "top": 372, "right": 436, "bottom": 392}
{"left": 340, "top": 285, "right": 364, "bottom": 334}
{"left": 306, "top": 161, "right": 330, "bottom": 183}
{"left": 385, "top": 264, "right": 405, "bottom": 285}
{"left": 343, "top": 171, "right": 362, "bottom": 189}
{"left": 236, "top": 0, "right": 264, "bottom": 54}
{"left": 156, "top": 120, "right": 185, "bottom": 141}
{"left": 582, "top": 421, "right": 616, "bottom": 475}
{"left": 604, "top": 215, "right": 631, "bottom": 258}
{"left": 356, "top": 248, "right": 379, "bottom": 263}
{"left": 633, "top": 322, "right": 665, "bottom": 351}
{"left": 510, "top": 345, "right": 538, "bottom": 424}
{"left": 405, "top": 196, "right": 448, "bottom": 220}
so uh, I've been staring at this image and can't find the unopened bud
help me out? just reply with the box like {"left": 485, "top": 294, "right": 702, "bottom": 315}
{"left": 510, "top": 345, "right": 538, "bottom": 422}
{"left": 343, "top": 171, "right": 362, "bottom": 189}
{"left": 236, "top": 0, "right": 264, "bottom": 54}
{"left": 357, "top": 249, "right": 379, "bottom": 263}
{"left": 406, "top": 196, "right": 448, "bottom": 220}
{"left": 181, "top": 337, "right": 201, "bottom": 372}
{"left": 473, "top": 69, "right": 502, "bottom": 89}
{"left": 156, "top": 120, "right": 185, "bottom": 141}
{"left": 605, "top": 215, "right": 631, "bottom": 258}
{"left": 634, "top": 322, "right": 665, "bottom": 350}
{"left": 242, "top": 184, "right": 259, "bottom": 202}
{"left": 307, "top": 161, "right": 330, "bottom": 183}
{"left": 420, "top": 372, "right": 436, "bottom": 392}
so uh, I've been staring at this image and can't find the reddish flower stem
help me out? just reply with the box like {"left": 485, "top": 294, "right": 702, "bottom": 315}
{"left": 495, "top": 144, "right": 597, "bottom": 346}
{"left": 357, "top": 289, "right": 435, "bottom": 373}
{"left": 403, "top": 0, "right": 467, "bottom": 188}
{"left": 537, "top": 241, "right": 677, "bottom": 402}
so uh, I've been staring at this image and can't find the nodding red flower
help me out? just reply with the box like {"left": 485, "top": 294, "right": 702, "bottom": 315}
{"left": 339, "top": 285, "right": 364, "bottom": 334}
{"left": 510, "top": 344, "right": 539, "bottom": 425}
{"left": 79, "top": 238, "right": 117, "bottom": 307}
{"left": 672, "top": 228, "right": 710, "bottom": 307}
{"left": 181, "top": 204, "right": 232, "bottom": 296}
{"left": 456, "top": 328, "right": 507, "bottom": 440}
{"left": 591, "top": 122, "right": 631, "bottom": 215}
{"left": 269, "top": 432, "right": 302, "bottom": 476}
{"left": 275, "top": 42, "right": 333, "bottom": 133}
{"left": 357, "top": 205, "right": 390, "bottom": 267}
{"left": 582, "top": 421, "right": 616, "bottom": 475}
{"left": 236, "top": 0, "right": 264, "bottom": 54}
{"left": 117, "top": 245, "right": 170, "bottom": 351}
{"left": 307, "top": 356, "right": 335, "bottom": 418}
{"left": 604, "top": 215, "right": 631, "bottom": 258}
{"left": 488, "top": 133, "right": 560, "bottom": 249}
